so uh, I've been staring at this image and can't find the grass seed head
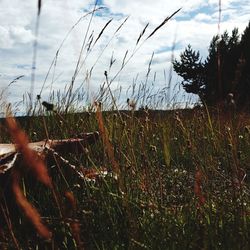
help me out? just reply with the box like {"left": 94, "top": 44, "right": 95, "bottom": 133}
{"left": 42, "top": 101, "right": 54, "bottom": 111}
{"left": 6, "top": 117, "right": 52, "bottom": 188}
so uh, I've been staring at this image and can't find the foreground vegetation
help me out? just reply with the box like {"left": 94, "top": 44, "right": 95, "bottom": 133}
{"left": 0, "top": 107, "right": 249, "bottom": 249}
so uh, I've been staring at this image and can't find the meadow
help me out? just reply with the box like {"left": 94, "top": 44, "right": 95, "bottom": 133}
{"left": 0, "top": 107, "right": 249, "bottom": 249}
{"left": 0, "top": 2, "right": 250, "bottom": 249}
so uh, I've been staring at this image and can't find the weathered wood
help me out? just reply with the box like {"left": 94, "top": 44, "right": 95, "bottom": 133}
{"left": 0, "top": 131, "right": 99, "bottom": 175}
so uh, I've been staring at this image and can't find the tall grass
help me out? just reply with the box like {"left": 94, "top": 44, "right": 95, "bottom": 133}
{"left": 1, "top": 107, "right": 249, "bottom": 249}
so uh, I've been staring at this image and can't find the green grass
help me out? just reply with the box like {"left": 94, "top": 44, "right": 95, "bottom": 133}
{"left": 0, "top": 108, "right": 249, "bottom": 249}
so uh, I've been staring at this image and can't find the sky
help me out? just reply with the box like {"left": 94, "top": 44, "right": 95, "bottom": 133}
{"left": 0, "top": 0, "right": 250, "bottom": 114}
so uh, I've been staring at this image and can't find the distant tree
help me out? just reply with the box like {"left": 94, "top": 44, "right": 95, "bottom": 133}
{"left": 236, "top": 22, "right": 250, "bottom": 108}
{"left": 203, "top": 28, "right": 241, "bottom": 105}
{"left": 173, "top": 21, "right": 250, "bottom": 109}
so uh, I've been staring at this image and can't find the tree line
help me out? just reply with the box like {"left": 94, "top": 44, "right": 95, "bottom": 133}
{"left": 173, "top": 21, "right": 250, "bottom": 110}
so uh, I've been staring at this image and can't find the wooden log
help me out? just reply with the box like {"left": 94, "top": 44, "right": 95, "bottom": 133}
{"left": 0, "top": 131, "right": 99, "bottom": 175}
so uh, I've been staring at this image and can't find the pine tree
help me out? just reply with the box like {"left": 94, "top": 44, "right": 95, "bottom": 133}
{"left": 173, "top": 45, "right": 205, "bottom": 95}
{"left": 236, "top": 21, "right": 250, "bottom": 108}
{"left": 173, "top": 22, "right": 250, "bottom": 109}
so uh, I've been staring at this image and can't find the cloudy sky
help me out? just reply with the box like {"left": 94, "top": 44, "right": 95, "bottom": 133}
{"left": 0, "top": 0, "right": 250, "bottom": 113}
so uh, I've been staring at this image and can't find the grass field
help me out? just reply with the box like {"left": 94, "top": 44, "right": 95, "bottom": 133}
{"left": 0, "top": 107, "right": 250, "bottom": 249}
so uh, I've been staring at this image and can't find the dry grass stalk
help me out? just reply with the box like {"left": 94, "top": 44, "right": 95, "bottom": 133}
{"left": 37, "top": 0, "right": 42, "bottom": 16}
{"left": 93, "top": 19, "right": 113, "bottom": 47}
{"left": 6, "top": 117, "right": 52, "bottom": 188}
{"left": 64, "top": 191, "right": 83, "bottom": 249}
{"left": 194, "top": 169, "right": 206, "bottom": 207}
{"left": 136, "top": 22, "right": 149, "bottom": 45}
{"left": 12, "top": 170, "right": 52, "bottom": 239}
{"left": 146, "top": 8, "right": 181, "bottom": 39}
{"left": 70, "top": 221, "right": 82, "bottom": 249}
{"left": 65, "top": 191, "right": 77, "bottom": 211}
{"left": 95, "top": 106, "right": 120, "bottom": 176}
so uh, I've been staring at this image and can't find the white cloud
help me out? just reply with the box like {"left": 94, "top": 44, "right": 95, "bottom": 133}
{"left": 10, "top": 26, "right": 34, "bottom": 44}
{"left": 194, "top": 13, "right": 213, "bottom": 22}
{"left": 103, "top": 0, "right": 206, "bottom": 21}
{"left": 0, "top": 26, "right": 13, "bottom": 48}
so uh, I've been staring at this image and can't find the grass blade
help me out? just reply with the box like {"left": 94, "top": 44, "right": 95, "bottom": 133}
{"left": 115, "top": 15, "right": 130, "bottom": 33}
{"left": 146, "top": 8, "right": 182, "bottom": 40}
{"left": 12, "top": 170, "right": 51, "bottom": 239}
{"left": 162, "top": 126, "right": 171, "bottom": 167}
{"left": 93, "top": 18, "right": 113, "bottom": 47}
{"left": 37, "top": 0, "right": 42, "bottom": 16}
{"left": 146, "top": 52, "right": 154, "bottom": 77}
{"left": 136, "top": 22, "right": 149, "bottom": 45}
{"left": 121, "top": 50, "right": 128, "bottom": 69}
